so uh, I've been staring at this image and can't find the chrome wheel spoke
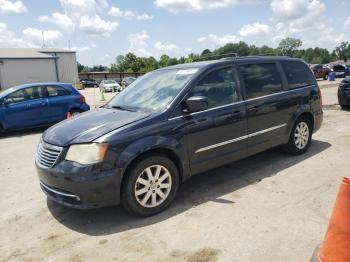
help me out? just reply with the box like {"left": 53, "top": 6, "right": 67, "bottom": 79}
{"left": 145, "top": 167, "right": 154, "bottom": 180}
{"left": 135, "top": 187, "right": 148, "bottom": 196}
{"left": 137, "top": 178, "right": 149, "bottom": 186}
{"left": 160, "top": 183, "right": 171, "bottom": 189}
{"left": 158, "top": 172, "right": 170, "bottom": 183}
{"left": 141, "top": 191, "right": 152, "bottom": 206}
{"left": 154, "top": 165, "right": 161, "bottom": 180}
{"left": 156, "top": 189, "right": 166, "bottom": 199}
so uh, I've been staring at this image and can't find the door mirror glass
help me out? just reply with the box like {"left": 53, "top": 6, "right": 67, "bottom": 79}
{"left": 184, "top": 96, "right": 208, "bottom": 113}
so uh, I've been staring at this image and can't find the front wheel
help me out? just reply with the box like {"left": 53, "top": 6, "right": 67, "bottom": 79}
{"left": 121, "top": 154, "right": 180, "bottom": 216}
{"left": 283, "top": 117, "right": 312, "bottom": 155}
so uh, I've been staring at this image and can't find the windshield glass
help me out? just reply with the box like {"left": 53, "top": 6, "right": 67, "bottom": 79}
{"left": 107, "top": 68, "right": 198, "bottom": 113}
{"left": 105, "top": 80, "right": 116, "bottom": 84}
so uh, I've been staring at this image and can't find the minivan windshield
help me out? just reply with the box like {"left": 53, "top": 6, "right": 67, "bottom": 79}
{"left": 106, "top": 68, "right": 198, "bottom": 113}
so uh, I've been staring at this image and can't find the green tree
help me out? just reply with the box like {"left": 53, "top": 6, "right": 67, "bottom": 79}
{"left": 278, "top": 38, "right": 303, "bottom": 56}
{"left": 159, "top": 54, "right": 170, "bottom": 68}
{"left": 335, "top": 41, "right": 350, "bottom": 62}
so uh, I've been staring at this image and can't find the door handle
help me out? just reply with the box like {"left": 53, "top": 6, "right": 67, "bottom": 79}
{"left": 248, "top": 106, "right": 259, "bottom": 112}
{"left": 232, "top": 110, "right": 241, "bottom": 116}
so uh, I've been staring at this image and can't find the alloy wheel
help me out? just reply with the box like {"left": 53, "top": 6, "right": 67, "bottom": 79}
{"left": 134, "top": 165, "right": 172, "bottom": 208}
{"left": 294, "top": 122, "right": 310, "bottom": 150}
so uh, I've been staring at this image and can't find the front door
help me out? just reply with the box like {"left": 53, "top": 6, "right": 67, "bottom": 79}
{"left": 3, "top": 86, "right": 48, "bottom": 129}
{"left": 184, "top": 66, "right": 247, "bottom": 175}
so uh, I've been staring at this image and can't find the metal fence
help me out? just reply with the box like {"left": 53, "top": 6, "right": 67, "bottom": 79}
{"left": 78, "top": 72, "right": 144, "bottom": 83}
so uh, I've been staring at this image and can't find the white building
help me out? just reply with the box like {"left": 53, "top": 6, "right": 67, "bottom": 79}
{"left": 0, "top": 48, "right": 79, "bottom": 90}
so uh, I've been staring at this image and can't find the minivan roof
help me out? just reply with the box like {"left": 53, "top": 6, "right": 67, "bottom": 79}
{"left": 160, "top": 56, "right": 304, "bottom": 71}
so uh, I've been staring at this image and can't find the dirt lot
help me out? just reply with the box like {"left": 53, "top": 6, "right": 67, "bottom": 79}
{"left": 1, "top": 79, "right": 349, "bottom": 262}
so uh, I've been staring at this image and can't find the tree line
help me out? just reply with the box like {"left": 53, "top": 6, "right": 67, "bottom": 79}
{"left": 78, "top": 38, "right": 350, "bottom": 73}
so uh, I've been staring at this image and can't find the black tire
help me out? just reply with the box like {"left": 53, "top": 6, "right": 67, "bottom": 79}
{"left": 282, "top": 116, "right": 312, "bottom": 155}
{"left": 69, "top": 109, "right": 83, "bottom": 117}
{"left": 121, "top": 154, "right": 180, "bottom": 216}
{"left": 340, "top": 104, "right": 350, "bottom": 110}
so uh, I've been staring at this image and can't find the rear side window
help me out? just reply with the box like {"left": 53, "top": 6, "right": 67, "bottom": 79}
{"left": 46, "top": 86, "right": 70, "bottom": 97}
{"left": 190, "top": 67, "right": 240, "bottom": 109}
{"left": 239, "top": 63, "right": 283, "bottom": 100}
{"left": 281, "top": 61, "right": 316, "bottom": 90}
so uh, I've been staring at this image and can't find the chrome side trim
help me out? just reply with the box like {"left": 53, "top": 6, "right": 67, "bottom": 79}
{"left": 40, "top": 182, "right": 80, "bottom": 200}
{"left": 195, "top": 123, "right": 286, "bottom": 153}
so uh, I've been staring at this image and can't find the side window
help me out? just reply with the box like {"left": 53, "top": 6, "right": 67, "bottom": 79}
{"left": 5, "top": 90, "right": 28, "bottom": 104}
{"left": 281, "top": 61, "right": 316, "bottom": 90}
{"left": 46, "top": 86, "right": 70, "bottom": 97}
{"left": 5, "top": 86, "right": 43, "bottom": 104}
{"left": 189, "top": 67, "right": 240, "bottom": 109}
{"left": 239, "top": 63, "right": 283, "bottom": 100}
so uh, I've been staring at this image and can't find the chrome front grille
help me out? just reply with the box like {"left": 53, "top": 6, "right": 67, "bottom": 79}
{"left": 36, "top": 141, "right": 63, "bottom": 168}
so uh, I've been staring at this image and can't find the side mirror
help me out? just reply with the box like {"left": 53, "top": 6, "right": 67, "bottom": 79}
{"left": 184, "top": 96, "right": 209, "bottom": 114}
{"left": 0, "top": 99, "right": 8, "bottom": 107}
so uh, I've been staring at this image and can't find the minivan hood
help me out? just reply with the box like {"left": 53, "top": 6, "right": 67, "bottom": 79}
{"left": 42, "top": 108, "right": 150, "bottom": 146}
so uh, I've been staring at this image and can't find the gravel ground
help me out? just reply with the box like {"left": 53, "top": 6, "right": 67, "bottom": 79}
{"left": 0, "top": 79, "right": 349, "bottom": 262}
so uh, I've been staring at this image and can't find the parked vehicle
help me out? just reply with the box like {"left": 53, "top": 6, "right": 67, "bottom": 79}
{"left": 330, "top": 64, "right": 346, "bottom": 78}
{"left": 0, "top": 83, "right": 90, "bottom": 133}
{"left": 80, "top": 79, "right": 98, "bottom": 88}
{"left": 310, "top": 64, "right": 330, "bottom": 80}
{"left": 345, "top": 65, "right": 350, "bottom": 76}
{"left": 338, "top": 77, "right": 350, "bottom": 109}
{"left": 121, "top": 77, "right": 137, "bottom": 88}
{"left": 99, "top": 80, "right": 121, "bottom": 92}
{"left": 36, "top": 57, "right": 323, "bottom": 216}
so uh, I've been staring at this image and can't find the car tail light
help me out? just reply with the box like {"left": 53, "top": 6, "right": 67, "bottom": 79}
{"left": 80, "top": 95, "right": 86, "bottom": 103}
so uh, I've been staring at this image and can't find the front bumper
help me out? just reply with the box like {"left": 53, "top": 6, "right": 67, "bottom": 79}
{"left": 36, "top": 160, "right": 122, "bottom": 209}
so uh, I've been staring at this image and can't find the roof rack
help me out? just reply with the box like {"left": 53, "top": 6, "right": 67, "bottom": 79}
{"left": 193, "top": 53, "right": 239, "bottom": 62}
{"left": 194, "top": 53, "right": 290, "bottom": 62}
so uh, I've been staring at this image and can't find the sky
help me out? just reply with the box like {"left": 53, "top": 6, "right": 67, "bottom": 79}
{"left": 0, "top": 0, "right": 349, "bottom": 66}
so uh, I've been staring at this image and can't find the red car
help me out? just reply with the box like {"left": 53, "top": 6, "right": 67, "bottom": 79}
{"left": 310, "top": 64, "right": 331, "bottom": 80}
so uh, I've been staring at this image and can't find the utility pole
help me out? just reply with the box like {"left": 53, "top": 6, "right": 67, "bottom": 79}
{"left": 41, "top": 31, "right": 46, "bottom": 48}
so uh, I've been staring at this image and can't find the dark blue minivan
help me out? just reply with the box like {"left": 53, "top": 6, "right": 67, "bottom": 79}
{"left": 36, "top": 57, "right": 323, "bottom": 216}
{"left": 0, "top": 83, "right": 90, "bottom": 133}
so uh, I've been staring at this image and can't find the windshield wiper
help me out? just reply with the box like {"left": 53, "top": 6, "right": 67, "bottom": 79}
{"left": 110, "top": 105, "right": 137, "bottom": 112}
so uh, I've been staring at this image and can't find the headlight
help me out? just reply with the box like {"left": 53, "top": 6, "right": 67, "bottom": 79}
{"left": 65, "top": 143, "right": 108, "bottom": 165}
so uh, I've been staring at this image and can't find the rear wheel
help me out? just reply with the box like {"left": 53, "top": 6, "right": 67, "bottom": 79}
{"left": 69, "top": 109, "right": 83, "bottom": 117}
{"left": 121, "top": 154, "right": 180, "bottom": 216}
{"left": 283, "top": 117, "right": 312, "bottom": 155}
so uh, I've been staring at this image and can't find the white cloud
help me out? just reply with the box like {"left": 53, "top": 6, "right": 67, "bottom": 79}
{"left": 197, "top": 34, "right": 240, "bottom": 48}
{"left": 154, "top": 0, "right": 255, "bottom": 13}
{"left": 128, "top": 32, "right": 151, "bottom": 56}
{"left": 22, "top": 28, "right": 62, "bottom": 46}
{"left": 0, "top": 0, "right": 26, "bottom": 14}
{"left": 270, "top": 0, "right": 326, "bottom": 31}
{"left": 38, "top": 0, "right": 118, "bottom": 36}
{"left": 108, "top": 6, "right": 153, "bottom": 21}
{"left": 128, "top": 32, "right": 190, "bottom": 58}
{"left": 346, "top": 17, "right": 350, "bottom": 29}
{"left": 154, "top": 42, "right": 178, "bottom": 53}
{"left": 79, "top": 15, "right": 118, "bottom": 35}
{"left": 239, "top": 23, "right": 271, "bottom": 37}
{"left": 38, "top": 13, "right": 74, "bottom": 30}
{"left": 0, "top": 22, "right": 29, "bottom": 47}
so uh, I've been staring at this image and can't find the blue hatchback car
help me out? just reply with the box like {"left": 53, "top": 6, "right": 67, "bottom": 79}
{"left": 0, "top": 83, "right": 90, "bottom": 133}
